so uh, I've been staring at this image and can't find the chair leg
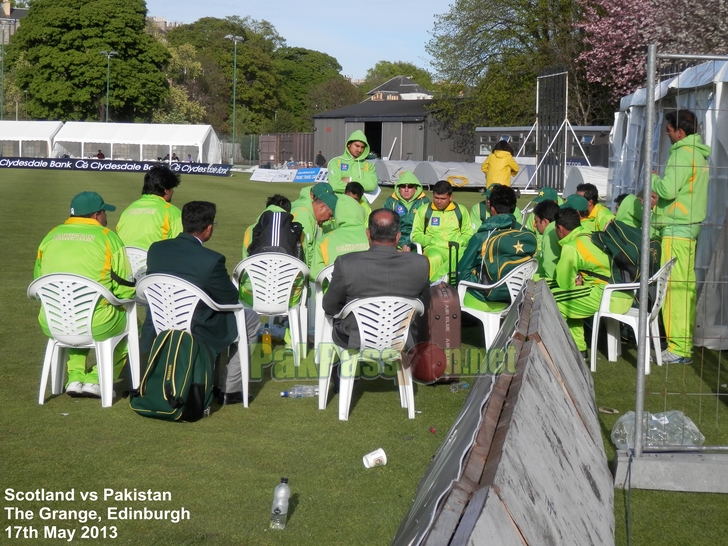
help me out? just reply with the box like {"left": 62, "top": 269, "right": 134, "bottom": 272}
{"left": 314, "top": 299, "right": 325, "bottom": 365}
{"left": 401, "top": 364, "right": 415, "bottom": 419}
{"left": 239, "top": 337, "right": 250, "bottom": 409}
{"left": 605, "top": 319, "right": 621, "bottom": 361}
{"left": 650, "top": 319, "right": 662, "bottom": 370}
{"left": 338, "top": 350, "right": 358, "bottom": 421}
{"left": 39, "top": 340, "right": 57, "bottom": 405}
{"left": 318, "top": 325, "right": 336, "bottom": 410}
{"left": 126, "top": 304, "right": 141, "bottom": 389}
{"left": 96, "top": 341, "right": 116, "bottom": 408}
{"left": 396, "top": 362, "right": 407, "bottom": 408}
{"left": 482, "top": 315, "right": 501, "bottom": 350}
{"left": 590, "top": 314, "right": 601, "bottom": 373}
{"left": 52, "top": 347, "right": 67, "bottom": 396}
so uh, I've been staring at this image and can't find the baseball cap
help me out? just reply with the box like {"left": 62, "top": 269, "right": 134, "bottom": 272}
{"left": 310, "top": 183, "right": 338, "bottom": 213}
{"left": 70, "top": 191, "right": 116, "bottom": 216}
{"left": 484, "top": 183, "right": 501, "bottom": 198}
{"left": 560, "top": 194, "right": 589, "bottom": 212}
{"left": 533, "top": 187, "right": 559, "bottom": 203}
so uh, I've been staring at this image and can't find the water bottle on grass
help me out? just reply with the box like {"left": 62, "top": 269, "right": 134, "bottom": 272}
{"left": 281, "top": 385, "right": 318, "bottom": 398}
{"left": 269, "top": 477, "right": 290, "bottom": 530}
{"left": 449, "top": 381, "right": 470, "bottom": 393}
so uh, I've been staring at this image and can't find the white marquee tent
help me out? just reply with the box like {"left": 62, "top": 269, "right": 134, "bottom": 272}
{"left": 51, "top": 122, "right": 222, "bottom": 163}
{"left": 0, "top": 121, "right": 64, "bottom": 158}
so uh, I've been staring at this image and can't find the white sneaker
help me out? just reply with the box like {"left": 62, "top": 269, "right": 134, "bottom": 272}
{"left": 66, "top": 381, "right": 84, "bottom": 397}
{"left": 81, "top": 383, "right": 101, "bottom": 398}
{"left": 660, "top": 350, "right": 693, "bottom": 364}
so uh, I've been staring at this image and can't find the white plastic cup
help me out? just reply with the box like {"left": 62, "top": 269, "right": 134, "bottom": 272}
{"left": 362, "top": 448, "right": 387, "bottom": 468}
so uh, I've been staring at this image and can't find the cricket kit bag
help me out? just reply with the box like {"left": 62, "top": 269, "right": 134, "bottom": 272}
{"left": 129, "top": 330, "right": 215, "bottom": 422}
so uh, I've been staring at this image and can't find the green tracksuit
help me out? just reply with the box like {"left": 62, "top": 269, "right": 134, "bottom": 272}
{"left": 651, "top": 134, "right": 711, "bottom": 357}
{"left": 411, "top": 201, "right": 474, "bottom": 281}
{"left": 534, "top": 221, "right": 560, "bottom": 280}
{"left": 382, "top": 171, "right": 430, "bottom": 250}
{"left": 291, "top": 188, "right": 322, "bottom": 269}
{"left": 34, "top": 217, "right": 135, "bottom": 386}
{"left": 458, "top": 214, "right": 537, "bottom": 311}
{"left": 116, "top": 194, "right": 182, "bottom": 251}
{"left": 326, "top": 130, "right": 378, "bottom": 193}
{"left": 581, "top": 203, "right": 615, "bottom": 233}
{"left": 241, "top": 204, "right": 290, "bottom": 260}
{"left": 310, "top": 195, "right": 369, "bottom": 280}
{"left": 549, "top": 226, "right": 632, "bottom": 351}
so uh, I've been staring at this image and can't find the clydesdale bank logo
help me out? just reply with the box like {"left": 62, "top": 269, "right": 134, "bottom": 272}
{"left": 243, "top": 342, "right": 518, "bottom": 382}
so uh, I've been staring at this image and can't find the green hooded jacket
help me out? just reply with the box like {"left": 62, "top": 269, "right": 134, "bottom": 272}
{"left": 116, "top": 194, "right": 182, "bottom": 251}
{"left": 327, "top": 130, "right": 378, "bottom": 193}
{"left": 382, "top": 171, "right": 430, "bottom": 249}
{"left": 651, "top": 134, "right": 711, "bottom": 239}
{"left": 310, "top": 195, "right": 369, "bottom": 279}
{"left": 615, "top": 194, "right": 642, "bottom": 229}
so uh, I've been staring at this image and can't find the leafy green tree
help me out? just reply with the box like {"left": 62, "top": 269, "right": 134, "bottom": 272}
{"left": 307, "top": 77, "right": 363, "bottom": 115}
{"left": 151, "top": 84, "right": 206, "bottom": 124}
{"left": 427, "top": 0, "right": 610, "bottom": 127}
{"left": 361, "top": 61, "right": 433, "bottom": 93}
{"left": 273, "top": 47, "right": 342, "bottom": 130}
{"left": 7, "top": 0, "right": 169, "bottom": 121}
{"left": 167, "top": 16, "right": 280, "bottom": 133}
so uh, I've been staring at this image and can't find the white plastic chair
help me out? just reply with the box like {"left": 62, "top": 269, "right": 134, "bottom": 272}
{"left": 28, "top": 274, "right": 141, "bottom": 408}
{"left": 125, "top": 246, "right": 148, "bottom": 283}
{"left": 231, "top": 254, "right": 310, "bottom": 367}
{"left": 590, "top": 258, "right": 676, "bottom": 374}
{"left": 312, "top": 265, "right": 335, "bottom": 365}
{"left": 136, "top": 274, "right": 251, "bottom": 407}
{"left": 457, "top": 259, "right": 538, "bottom": 349}
{"left": 318, "top": 297, "right": 424, "bottom": 420}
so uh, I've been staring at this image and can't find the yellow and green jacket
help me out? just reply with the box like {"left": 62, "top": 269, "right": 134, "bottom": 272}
{"left": 411, "top": 201, "right": 474, "bottom": 252}
{"left": 581, "top": 202, "right": 615, "bottom": 233}
{"left": 651, "top": 134, "right": 710, "bottom": 239}
{"left": 116, "top": 194, "right": 182, "bottom": 251}
{"left": 326, "top": 129, "right": 378, "bottom": 193}
{"left": 382, "top": 171, "right": 429, "bottom": 249}
{"left": 310, "top": 195, "right": 369, "bottom": 280}
{"left": 35, "top": 217, "right": 135, "bottom": 328}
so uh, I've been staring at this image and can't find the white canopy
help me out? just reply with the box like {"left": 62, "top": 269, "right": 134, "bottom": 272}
{"left": 51, "top": 122, "right": 222, "bottom": 163}
{"left": 0, "top": 121, "right": 63, "bottom": 157}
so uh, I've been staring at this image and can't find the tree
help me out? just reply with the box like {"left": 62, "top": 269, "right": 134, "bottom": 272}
{"left": 578, "top": 0, "right": 728, "bottom": 103}
{"left": 361, "top": 61, "right": 434, "bottom": 93}
{"left": 273, "top": 47, "right": 342, "bottom": 130}
{"left": 7, "top": 0, "right": 169, "bottom": 121}
{"left": 307, "top": 77, "right": 363, "bottom": 115}
{"left": 151, "top": 85, "right": 206, "bottom": 124}
{"left": 426, "top": 0, "right": 611, "bottom": 127}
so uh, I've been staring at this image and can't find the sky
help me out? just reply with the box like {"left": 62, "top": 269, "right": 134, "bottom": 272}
{"left": 145, "top": 0, "right": 446, "bottom": 80}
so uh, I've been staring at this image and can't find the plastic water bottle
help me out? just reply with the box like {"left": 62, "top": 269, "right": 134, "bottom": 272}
{"left": 449, "top": 381, "right": 470, "bottom": 393}
{"left": 281, "top": 385, "right": 318, "bottom": 398}
{"left": 269, "top": 477, "right": 290, "bottom": 530}
{"left": 261, "top": 324, "right": 272, "bottom": 355}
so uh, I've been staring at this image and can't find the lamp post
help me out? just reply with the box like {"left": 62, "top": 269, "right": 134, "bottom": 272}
{"left": 99, "top": 50, "right": 117, "bottom": 122}
{"left": 225, "top": 35, "right": 244, "bottom": 166}
{"left": 1, "top": 21, "right": 14, "bottom": 121}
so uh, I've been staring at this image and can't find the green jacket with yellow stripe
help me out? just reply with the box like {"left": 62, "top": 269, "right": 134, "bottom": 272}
{"left": 458, "top": 214, "right": 536, "bottom": 303}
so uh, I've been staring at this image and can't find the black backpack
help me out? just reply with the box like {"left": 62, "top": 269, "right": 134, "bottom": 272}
{"left": 129, "top": 330, "right": 215, "bottom": 422}
{"left": 248, "top": 211, "right": 304, "bottom": 261}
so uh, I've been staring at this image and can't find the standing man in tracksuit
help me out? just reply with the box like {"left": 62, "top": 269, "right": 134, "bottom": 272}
{"left": 34, "top": 192, "right": 136, "bottom": 398}
{"left": 326, "top": 130, "right": 378, "bottom": 194}
{"left": 651, "top": 109, "right": 711, "bottom": 364}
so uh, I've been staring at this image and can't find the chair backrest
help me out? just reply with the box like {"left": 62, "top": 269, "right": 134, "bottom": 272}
{"left": 340, "top": 297, "right": 424, "bottom": 353}
{"left": 314, "top": 265, "right": 335, "bottom": 296}
{"left": 125, "top": 246, "right": 148, "bottom": 283}
{"left": 136, "top": 274, "right": 216, "bottom": 334}
{"left": 232, "top": 253, "right": 309, "bottom": 315}
{"left": 649, "top": 258, "right": 677, "bottom": 320}
{"left": 503, "top": 259, "right": 538, "bottom": 306}
{"left": 27, "top": 274, "right": 118, "bottom": 346}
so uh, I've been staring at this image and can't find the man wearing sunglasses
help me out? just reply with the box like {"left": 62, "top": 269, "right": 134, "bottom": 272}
{"left": 383, "top": 171, "right": 430, "bottom": 252}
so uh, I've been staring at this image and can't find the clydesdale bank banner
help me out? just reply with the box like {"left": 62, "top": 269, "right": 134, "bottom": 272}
{"left": 0, "top": 158, "right": 233, "bottom": 177}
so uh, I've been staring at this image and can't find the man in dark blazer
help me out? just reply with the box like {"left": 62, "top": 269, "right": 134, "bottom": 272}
{"left": 323, "top": 208, "right": 430, "bottom": 349}
{"left": 144, "top": 201, "right": 259, "bottom": 404}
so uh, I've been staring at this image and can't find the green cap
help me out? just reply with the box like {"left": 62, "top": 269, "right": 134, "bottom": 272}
{"left": 310, "top": 183, "right": 338, "bottom": 213}
{"left": 533, "top": 187, "right": 559, "bottom": 203}
{"left": 70, "top": 191, "right": 116, "bottom": 216}
{"left": 561, "top": 194, "right": 589, "bottom": 212}
{"left": 484, "top": 183, "right": 501, "bottom": 198}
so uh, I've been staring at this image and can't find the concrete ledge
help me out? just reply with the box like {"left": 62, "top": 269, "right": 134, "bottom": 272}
{"left": 614, "top": 450, "right": 728, "bottom": 493}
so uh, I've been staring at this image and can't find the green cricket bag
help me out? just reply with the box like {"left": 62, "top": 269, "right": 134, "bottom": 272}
{"left": 129, "top": 330, "right": 215, "bottom": 422}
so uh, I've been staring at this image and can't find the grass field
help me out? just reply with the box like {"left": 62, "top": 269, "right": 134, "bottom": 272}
{"left": 2, "top": 168, "right": 727, "bottom": 545}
